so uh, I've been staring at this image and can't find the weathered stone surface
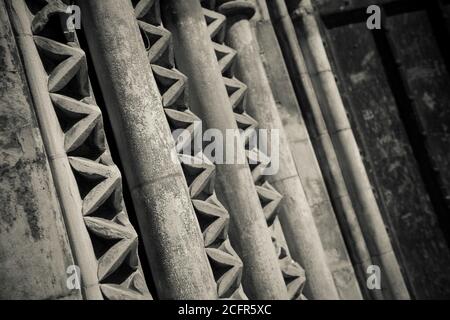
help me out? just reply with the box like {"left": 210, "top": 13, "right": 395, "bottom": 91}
{"left": 199, "top": 2, "right": 306, "bottom": 300}
{"left": 163, "top": 0, "right": 288, "bottom": 299}
{"left": 220, "top": 1, "right": 339, "bottom": 299}
{"left": 324, "top": 15, "right": 450, "bottom": 299}
{"left": 268, "top": 0, "right": 380, "bottom": 299}
{"left": 132, "top": 0, "right": 247, "bottom": 298}
{"left": 250, "top": 0, "right": 362, "bottom": 300}
{"left": 77, "top": 0, "right": 217, "bottom": 299}
{"left": 286, "top": 0, "right": 409, "bottom": 299}
{"left": 0, "top": 0, "right": 79, "bottom": 299}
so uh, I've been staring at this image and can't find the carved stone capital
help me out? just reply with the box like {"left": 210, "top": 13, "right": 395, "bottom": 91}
{"left": 217, "top": 0, "right": 256, "bottom": 21}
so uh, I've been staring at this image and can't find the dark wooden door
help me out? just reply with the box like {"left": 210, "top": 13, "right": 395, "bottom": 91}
{"left": 314, "top": 0, "right": 450, "bottom": 299}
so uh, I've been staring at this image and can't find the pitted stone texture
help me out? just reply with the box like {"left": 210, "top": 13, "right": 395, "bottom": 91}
{"left": 0, "top": 2, "right": 79, "bottom": 299}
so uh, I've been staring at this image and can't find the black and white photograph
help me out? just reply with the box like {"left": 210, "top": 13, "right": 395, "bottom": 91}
{"left": 1, "top": 0, "right": 450, "bottom": 310}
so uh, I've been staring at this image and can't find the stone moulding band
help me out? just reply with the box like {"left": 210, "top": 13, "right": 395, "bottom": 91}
{"left": 132, "top": 0, "right": 247, "bottom": 299}
{"left": 7, "top": 0, "right": 152, "bottom": 300}
{"left": 201, "top": 0, "right": 307, "bottom": 300}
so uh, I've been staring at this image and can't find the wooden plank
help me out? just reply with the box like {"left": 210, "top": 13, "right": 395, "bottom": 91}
{"left": 388, "top": 10, "right": 450, "bottom": 215}
{"left": 323, "top": 21, "right": 450, "bottom": 299}
{"left": 313, "top": 0, "right": 429, "bottom": 28}
{"left": 314, "top": 0, "right": 394, "bottom": 15}
{"left": 313, "top": 0, "right": 423, "bottom": 18}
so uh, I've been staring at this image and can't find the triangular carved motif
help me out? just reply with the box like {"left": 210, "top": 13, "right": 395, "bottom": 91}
{"left": 34, "top": 36, "right": 89, "bottom": 97}
{"left": 30, "top": 0, "right": 67, "bottom": 34}
{"left": 84, "top": 216, "right": 137, "bottom": 280}
{"left": 213, "top": 42, "right": 237, "bottom": 76}
{"left": 206, "top": 239, "right": 244, "bottom": 298}
{"left": 100, "top": 270, "right": 148, "bottom": 300}
{"left": 222, "top": 77, "right": 247, "bottom": 113}
{"left": 68, "top": 156, "right": 121, "bottom": 216}
{"left": 50, "top": 93, "right": 102, "bottom": 153}
{"left": 151, "top": 64, "right": 187, "bottom": 107}
{"left": 166, "top": 109, "right": 201, "bottom": 152}
{"left": 27, "top": 0, "right": 152, "bottom": 300}
{"left": 279, "top": 252, "right": 306, "bottom": 300}
{"left": 235, "top": 112, "right": 258, "bottom": 145}
{"left": 256, "top": 181, "right": 283, "bottom": 225}
{"left": 134, "top": 0, "right": 247, "bottom": 300}
{"left": 202, "top": 8, "right": 226, "bottom": 42}
{"left": 134, "top": 0, "right": 161, "bottom": 25}
{"left": 179, "top": 154, "right": 216, "bottom": 198}
{"left": 202, "top": 1, "right": 307, "bottom": 300}
{"left": 139, "top": 21, "right": 173, "bottom": 66}
{"left": 246, "top": 148, "right": 272, "bottom": 183}
{"left": 192, "top": 193, "right": 229, "bottom": 246}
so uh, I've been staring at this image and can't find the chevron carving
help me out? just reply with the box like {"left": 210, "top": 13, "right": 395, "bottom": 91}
{"left": 202, "top": 2, "right": 308, "bottom": 300}
{"left": 27, "top": 0, "right": 152, "bottom": 300}
{"left": 133, "top": 0, "right": 247, "bottom": 300}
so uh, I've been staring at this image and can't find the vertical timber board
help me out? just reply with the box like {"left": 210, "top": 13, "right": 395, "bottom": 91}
{"left": 388, "top": 10, "right": 450, "bottom": 217}
{"left": 0, "top": 0, "right": 79, "bottom": 300}
{"left": 313, "top": 0, "right": 394, "bottom": 16}
{"left": 323, "top": 21, "right": 450, "bottom": 299}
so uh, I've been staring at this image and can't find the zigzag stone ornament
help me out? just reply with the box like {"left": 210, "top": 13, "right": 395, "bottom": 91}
{"left": 75, "top": 0, "right": 218, "bottom": 299}
{"left": 0, "top": 0, "right": 80, "bottom": 299}
{"left": 212, "top": 0, "right": 341, "bottom": 299}
{"left": 286, "top": 0, "right": 409, "bottom": 299}
{"left": 132, "top": 0, "right": 247, "bottom": 299}
{"left": 8, "top": 0, "right": 151, "bottom": 299}
{"left": 201, "top": 1, "right": 309, "bottom": 300}
{"left": 253, "top": 0, "right": 365, "bottom": 299}
{"left": 163, "top": 0, "right": 289, "bottom": 299}
{"left": 135, "top": 0, "right": 246, "bottom": 299}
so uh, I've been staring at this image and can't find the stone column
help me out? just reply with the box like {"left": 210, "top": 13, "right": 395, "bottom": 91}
{"left": 250, "top": 0, "right": 362, "bottom": 300}
{"left": 9, "top": 0, "right": 103, "bottom": 299}
{"left": 0, "top": 0, "right": 79, "bottom": 299}
{"left": 131, "top": 0, "right": 246, "bottom": 299}
{"left": 268, "top": 0, "right": 378, "bottom": 299}
{"left": 10, "top": 0, "right": 153, "bottom": 300}
{"left": 77, "top": 0, "right": 217, "bottom": 299}
{"left": 163, "top": 0, "right": 288, "bottom": 299}
{"left": 286, "top": 0, "right": 409, "bottom": 299}
{"left": 217, "top": 0, "right": 339, "bottom": 300}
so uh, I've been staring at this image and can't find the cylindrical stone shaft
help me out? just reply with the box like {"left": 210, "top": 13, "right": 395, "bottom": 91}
{"left": 286, "top": 0, "right": 409, "bottom": 299}
{"left": 163, "top": 0, "right": 288, "bottom": 299}
{"left": 250, "top": 0, "right": 363, "bottom": 300}
{"left": 268, "top": 0, "right": 377, "bottom": 299}
{"left": 9, "top": 0, "right": 102, "bottom": 299}
{"left": 1, "top": 1, "right": 80, "bottom": 299}
{"left": 220, "top": 1, "right": 339, "bottom": 299}
{"left": 77, "top": 0, "right": 217, "bottom": 299}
